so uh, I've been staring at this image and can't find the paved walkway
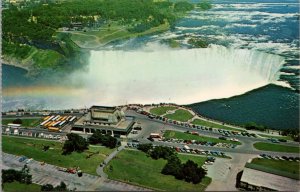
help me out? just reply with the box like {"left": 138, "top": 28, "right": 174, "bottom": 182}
{"left": 2, "top": 152, "right": 150, "bottom": 191}
{"left": 206, "top": 153, "right": 258, "bottom": 191}
{"left": 96, "top": 145, "right": 125, "bottom": 178}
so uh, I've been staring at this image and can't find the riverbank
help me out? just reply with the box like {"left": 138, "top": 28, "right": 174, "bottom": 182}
{"left": 2, "top": 59, "right": 30, "bottom": 71}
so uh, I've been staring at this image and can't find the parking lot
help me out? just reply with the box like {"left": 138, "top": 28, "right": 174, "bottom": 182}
{"left": 2, "top": 126, "right": 67, "bottom": 141}
{"left": 126, "top": 142, "right": 229, "bottom": 159}
{"left": 2, "top": 153, "right": 151, "bottom": 191}
{"left": 158, "top": 137, "right": 238, "bottom": 149}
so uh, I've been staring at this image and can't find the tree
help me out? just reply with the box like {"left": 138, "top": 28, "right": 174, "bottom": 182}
{"left": 55, "top": 181, "right": 68, "bottom": 191}
{"left": 43, "top": 145, "right": 50, "bottom": 151}
{"left": 181, "top": 160, "right": 206, "bottom": 184}
{"left": 150, "top": 146, "right": 176, "bottom": 160}
{"left": 62, "top": 133, "right": 89, "bottom": 155}
{"left": 13, "top": 118, "right": 22, "bottom": 124}
{"left": 2, "top": 165, "right": 32, "bottom": 184}
{"left": 88, "top": 131, "right": 118, "bottom": 148}
{"left": 161, "top": 155, "right": 182, "bottom": 178}
{"left": 41, "top": 184, "right": 54, "bottom": 191}
{"left": 2, "top": 169, "right": 22, "bottom": 183}
{"left": 244, "top": 122, "right": 266, "bottom": 131}
{"left": 137, "top": 143, "right": 153, "bottom": 153}
{"left": 88, "top": 130, "right": 103, "bottom": 144}
{"left": 41, "top": 182, "right": 68, "bottom": 191}
{"left": 21, "top": 165, "right": 32, "bottom": 184}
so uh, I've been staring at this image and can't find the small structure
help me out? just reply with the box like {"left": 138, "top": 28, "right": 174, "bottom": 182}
{"left": 239, "top": 163, "right": 299, "bottom": 191}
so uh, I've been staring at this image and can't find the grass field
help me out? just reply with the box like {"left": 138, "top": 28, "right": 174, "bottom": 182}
{"left": 32, "top": 49, "right": 65, "bottom": 68}
{"left": 257, "top": 134, "right": 293, "bottom": 141}
{"left": 164, "top": 109, "right": 194, "bottom": 122}
{"left": 164, "top": 130, "right": 241, "bottom": 145}
{"left": 251, "top": 158, "right": 299, "bottom": 175}
{"left": 150, "top": 106, "right": 177, "bottom": 116}
{"left": 2, "top": 118, "right": 42, "bottom": 127}
{"left": 3, "top": 181, "right": 41, "bottom": 192}
{"left": 192, "top": 119, "right": 239, "bottom": 131}
{"left": 70, "top": 23, "right": 169, "bottom": 48}
{"left": 2, "top": 136, "right": 114, "bottom": 175}
{"left": 253, "top": 142, "right": 299, "bottom": 153}
{"left": 104, "top": 149, "right": 211, "bottom": 191}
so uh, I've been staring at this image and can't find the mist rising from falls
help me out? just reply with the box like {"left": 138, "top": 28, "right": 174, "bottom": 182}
{"left": 2, "top": 44, "right": 285, "bottom": 110}
{"left": 68, "top": 44, "right": 284, "bottom": 106}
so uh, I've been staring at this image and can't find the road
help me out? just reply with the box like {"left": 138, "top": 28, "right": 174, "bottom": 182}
{"left": 2, "top": 153, "right": 150, "bottom": 191}
{"left": 2, "top": 109, "right": 299, "bottom": 191}
{"left": 125, "top": 110, "right": 300, "bottom": 191}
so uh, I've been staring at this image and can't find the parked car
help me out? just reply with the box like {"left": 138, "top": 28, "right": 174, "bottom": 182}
{"left": 282, "top": 156, "right": 288, "bottom": 160}
{"left": 25, "top": 158, "right": 33, "bottom": 164}
{"left": 18, "top": 156, "right": 27, "bottom": 162}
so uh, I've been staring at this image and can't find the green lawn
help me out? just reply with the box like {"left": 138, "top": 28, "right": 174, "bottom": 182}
{"left": 164, "top": 130, "right": 241, "bottom": 145}
{"left": 251, "top": 158, "right": 299, "bottom": 175}
{"left": 70, "top": 23, "right": 169, "bottom": 48}
{"left": 192, "top": 119, "right": 239, "bottom": 131}
{"left": 32, "top": 49, "right": 65, "bottom": 69}
{"left": 3, "top": 181, "right": 41, "bottom": 192}
{"left": 253, "top": 142, "right": 299, "bottom": 153}
{"left": 2, "top": 118, "right": 42, "bottom": 127}
{"left": 2, "top": 136, "right": 114, "bottom": 175}
{"left": 104, "top": 149, "right": 211, "bottom": 191}
{"left": 150, "top": 106, "right": 177, "bottom": 116}
{"left": 258, "top": 134, "right": 293, "bottom": 141}
{"left": 164, "top": 109, "right": 194, "bottom": 122}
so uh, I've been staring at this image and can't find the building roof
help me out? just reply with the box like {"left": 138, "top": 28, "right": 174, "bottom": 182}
{"left": 90, "top": 106, "right": 117, "bottom": 113}
{"left": 241, "top": 167, "right": 300, "bottom": 191}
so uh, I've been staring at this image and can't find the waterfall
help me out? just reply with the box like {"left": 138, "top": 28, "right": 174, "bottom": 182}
{"left": 2, "top": 44, "right": 286, "bottom": 110}
{"left": 69, "top": 44, "right": 285, "bottom": 105}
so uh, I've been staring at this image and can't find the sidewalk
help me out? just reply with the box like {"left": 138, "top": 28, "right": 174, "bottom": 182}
{"left": 96, "top": 145, "right": 125, "bottom": 178}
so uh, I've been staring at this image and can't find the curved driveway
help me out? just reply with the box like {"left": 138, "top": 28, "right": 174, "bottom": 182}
{"left": 126, "top": 110, "right": 299, "bottom": 191}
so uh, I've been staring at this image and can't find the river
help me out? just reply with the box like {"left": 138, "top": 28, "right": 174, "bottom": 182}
{"left": 2, "top": 0, "right": 299, "bottom": 129}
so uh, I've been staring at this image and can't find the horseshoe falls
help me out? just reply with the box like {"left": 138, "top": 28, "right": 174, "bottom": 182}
{"left": 73, "top": 45, "right": 284, "bottom": 106}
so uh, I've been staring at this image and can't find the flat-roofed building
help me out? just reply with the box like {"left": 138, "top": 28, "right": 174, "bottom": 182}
{"left": 239, "top": 163, "right": 299, "bottom": 191}
{"left": 71, "top": 106, "right": 134, "bottom": 138}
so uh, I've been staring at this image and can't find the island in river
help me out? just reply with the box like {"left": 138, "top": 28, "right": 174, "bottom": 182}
{"left": 2, "top": 0, "right": 198, "bottom": 76}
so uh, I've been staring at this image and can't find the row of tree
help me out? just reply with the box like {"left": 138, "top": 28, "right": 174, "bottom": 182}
{"left": 2, "top": 165, "right": 32, "bottom": 184}
{"left": 281, "top": 128, "right": 300, "bottom": 142}
{"left": 41, "top": 182, "right": 68, "bottom": 191}
{"left": 62, "top": 132, "right": 119, "bottom": 155}
{"left": 2, "top": 165, "right": 69, "bottom": 191}
{"left": 138, "top": 144, "right": 207, "bottom": 184}
{"left": 88, "top": 130, "right": 119, "bottom": 149}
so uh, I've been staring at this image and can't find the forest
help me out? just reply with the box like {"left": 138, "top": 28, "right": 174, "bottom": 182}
{"left": 2, "top": 0, "right": 195, "bottom": 72}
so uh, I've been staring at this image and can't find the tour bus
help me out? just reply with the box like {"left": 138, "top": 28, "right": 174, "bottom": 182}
{"left": 69, "top": 116, "right": 77, "bottom": 122}
{"left": 44, "top": 121, "right": 53, "bottom": 127}
{"left": 43, "top": 116, "right": 50, "bottom": 120}
{"left": 48, "top": 127, "right": 60, "bottom": 132}
{"left": 58, "top": 120, "right": 66, "bottom": 127}
{"left": 7, "top": 123, "right": 21, "bottom": 129}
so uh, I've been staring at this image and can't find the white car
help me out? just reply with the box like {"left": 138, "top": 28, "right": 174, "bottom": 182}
{"left": 25, "top": 158, "right": 33, "bottom": 164}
